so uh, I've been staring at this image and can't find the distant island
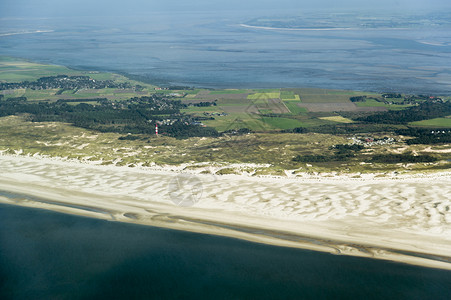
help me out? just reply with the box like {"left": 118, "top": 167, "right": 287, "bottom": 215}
{"left": 243, "top": 12, "right": 451, "bottom": 30}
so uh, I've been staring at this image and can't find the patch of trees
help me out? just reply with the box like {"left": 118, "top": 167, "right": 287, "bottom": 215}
{"left": 356, "top": 101, "right": 451, "bottom": 124}
{"left": 292, "top": 153, "right": 353, "bottom": 162}
{"left": 162, "top": 121, "right": 219, "bottom": 139}
{"left": 396, "top": 128, "right": 451, "bottom": 144}
{"left": 186, "top": 101, "right": 217, "bottom": 107}
{"left": 405, "top": 95, "right": 434, "bottom": 101}
{"left": 331, "top": 144, "right": 364, "bottom": 153}
{"left": 382, "top": 93, "right": 402, "bottom": 98}
{"left": 293, "top": 143, "right": 364, "bottom": 162}
{"left": 167, "top": 86, "right": 195, "bottom": 90}
{"left": 369, "top": 153, "right": 437, "bottom": 163}
{"left": 118, "top": 135, "right": 142, "bottom": 141}
{"left": 193, "top": 116, "right": 215, "bottom": 121}
{"left": 5, "top": 96, "right": 27, "bottom": 102}
{"left": 292, "top": 154, "right": 334, "bottom": 162}
{"left": 285, "top": 123, "right": 400, "bottom": 135}
{"left": 287, "top": 127, "right": 308, "bottom": 133}
{"left": 405, "top": 135, "right": 451, "bottom": 145}
{"left": 0, "top": 75, "right": 132, "bottom": 91}
{"left": 56, "top": 98, "right": 107, "bottom": 103}
{"left": 349, "top": 96, "right": 367, "bottom": 102}
{"left": 221, "top": 128, "right": 252, "bottom": 135}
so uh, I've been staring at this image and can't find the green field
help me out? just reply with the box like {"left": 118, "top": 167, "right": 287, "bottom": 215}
{"left": 248, "top": 92, "right": 280, "bottom": 101}
{"left": 23, "top": 89, "right": 60, "bottom": 100}
{"left": 202, "top": 113, "right": 270, "bottom": 131}
{"left": 181, "top": 89, "right": 201, "bottom": 95}
{"left": 181, "top": 106, "right": 220, "bottom": 113}
{"left": 259, "top": 116, "right": 306, "bottom": 129}
{"left": 410, "top": 117, "right": 451, "bottom": 127}
{"left": 209, "top": 90, "right": 249, "bottom": 95}
{"left": 0, "top": 56, "right": 81, "bottom": 82}
{"left": 284, "top": 101, "right": 307, "bottom": 114}
{"left": 280, "top": 91, "right": 301, "bottom": 101}
{"left": 299, "top": 94, "right": 353, "bottom": 103}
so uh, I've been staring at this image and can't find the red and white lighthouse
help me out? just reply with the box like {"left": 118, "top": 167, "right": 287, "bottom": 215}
{"left": 155, "top": 123, "right": 159, "bottom": 136}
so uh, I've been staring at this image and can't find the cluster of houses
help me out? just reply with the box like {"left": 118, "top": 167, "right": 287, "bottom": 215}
{"left": 380, "top": 94, "right": 445, "bottom": 105}
{"left": 349, "top": 136, "right": 395, "bottom": 147}
{"left": 382, "top": 100, "right": 415, "bottom": 105}
{"left": 148, "top": 119, "right": 206, "bottom": 127}
{"left": 168, "top": 93, "right": 185, "bottom": 97}
{"left": 0, "top": 75, "right": 132, "bottom": 90}
{"left": 110, "top": 95, "right": 181, "bottom": 112}
{"left": 191, "top": 121, "right": 206, "bottom": 127}
{"left": 149, "top": 119, "right": 177, "bottom": 126}
{"left": 154, "top": 88, "right": 185, "bottom": 98}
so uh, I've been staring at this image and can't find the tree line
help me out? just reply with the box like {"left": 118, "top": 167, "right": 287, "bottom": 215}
{"left": 0, "top": 95, "right": 218, "bottom": 139}
{"left": 396, "top": 128, "right": 451, "bottom": 145}
{"left": 356, "top": 101, "right": 451, "bottom": 124}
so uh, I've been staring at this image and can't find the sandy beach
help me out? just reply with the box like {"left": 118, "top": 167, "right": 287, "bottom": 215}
{"left": 0, "top": 154, "right": 450, "bottom": 270}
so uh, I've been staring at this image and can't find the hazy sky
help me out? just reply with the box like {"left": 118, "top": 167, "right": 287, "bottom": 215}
{"left": 1, "top": 0, "right": 450, "bottom": 18}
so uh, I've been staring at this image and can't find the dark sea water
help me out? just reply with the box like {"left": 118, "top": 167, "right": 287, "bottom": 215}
{"left": 0, "top": 203, "right": 450, "bottom": 300}
{"left": 1, "top": 11, "right": 451, "bottom": 94}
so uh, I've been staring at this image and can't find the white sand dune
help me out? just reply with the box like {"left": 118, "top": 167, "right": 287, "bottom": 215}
{"left": 0, "top": 154, "right": 450, "bottom": 270}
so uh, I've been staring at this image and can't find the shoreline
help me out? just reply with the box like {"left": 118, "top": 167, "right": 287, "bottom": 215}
{"left": 1, "top": 153, "right": 450, "bottom": 270}
{"left": 239, "top": 24, "right": 411, "bottom": 32}
{"left": 0, "top": 30, "right": 54, "bottom": 37}
{"left": 240, "top": 24, "right": 356, "bottom": 31}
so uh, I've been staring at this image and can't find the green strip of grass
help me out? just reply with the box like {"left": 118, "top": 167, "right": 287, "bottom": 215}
{"left": 209, "top": 90, "right": 249, "bottom": 95}
{"left": 259, "top": 116, "right": 306, "bottom": 130}
{"left": 284, "top": 102, "right": 307, "bottom": 114}
{"left": 248, "top": 92, "right": 280, "bottom": 100}
{"left": 410, "top": 117, "right": 451, "bottom": 127}
{"left": 280, "top": 91, "right": 300, "bottom": 101}
{"left": 356, "top": 99, "right": 412, "bottom": 110}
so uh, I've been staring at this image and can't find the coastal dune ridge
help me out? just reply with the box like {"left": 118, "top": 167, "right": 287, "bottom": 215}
{"left": 0, "top": 154, "right": 450, "bottom": 270}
